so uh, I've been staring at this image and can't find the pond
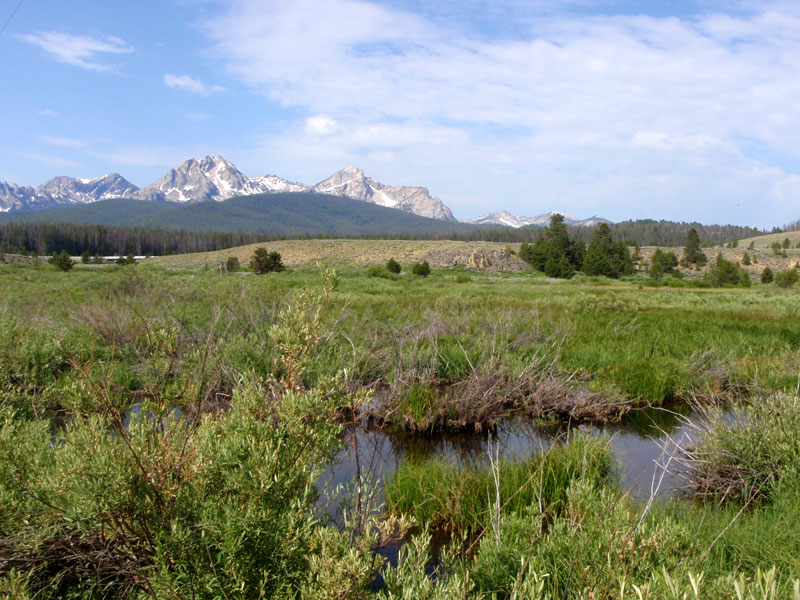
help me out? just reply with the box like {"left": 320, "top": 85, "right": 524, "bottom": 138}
{"left": 319, "top": 403, "right": 708, "bottom": 572}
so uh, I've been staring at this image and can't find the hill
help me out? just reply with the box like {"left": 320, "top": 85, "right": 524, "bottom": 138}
{"left": 148, "top": 239, "right": 528, "bottom": 271}
{"left": 738, "top": 230, "right": 800, "bottom": 250}
{"left": 0, "top": 193, "right": 476, "bottom": 236}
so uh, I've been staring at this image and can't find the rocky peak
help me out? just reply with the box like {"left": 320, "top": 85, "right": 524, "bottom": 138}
{"left": 136, "top": 155, "right": 257, "bottom": 203}
{"left": 313, "top": 166, "right": 456, "bottom": 221}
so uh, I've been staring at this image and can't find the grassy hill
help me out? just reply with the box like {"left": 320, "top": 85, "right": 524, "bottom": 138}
{"left": 739, "top": 229, "right": 800, "bottom": 250}
{"left": 0, "top": 193, "right": 477, "bottom": 235}
{"left": 148, "top": 238, "right": 528, "bottom": 270}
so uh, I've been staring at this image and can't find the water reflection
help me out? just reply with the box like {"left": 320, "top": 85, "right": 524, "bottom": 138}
{"left": 322, "top": 404, "right": 706, "bottom": 528}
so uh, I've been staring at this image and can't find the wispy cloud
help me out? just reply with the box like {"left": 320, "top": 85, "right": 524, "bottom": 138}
{"left": 37, "top": 108, "right": 59, "bottom": 117}
{"left": 41, "top": 136, "right": 89, "bottom": 149}
{"left": 163, "top": 73, "right": 224, "bottom": 94}
{"left": 18, "top": 31, "right": 132, "bottom": 71}
{"left": 22, "top": 152, "right": 83, "bottom": 169}
{"left": 199, "top": 0, "right": 800, "bottom": 225}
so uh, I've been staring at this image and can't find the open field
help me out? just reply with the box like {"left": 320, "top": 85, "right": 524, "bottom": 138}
{"left": 147, "top": 238, "right": 800, "bottom": 279}
{"left": 2, "top": 256, "right": 800, "bottom": 598}
{"left": 148, "top": 238, "right": 529, "bottom": 271}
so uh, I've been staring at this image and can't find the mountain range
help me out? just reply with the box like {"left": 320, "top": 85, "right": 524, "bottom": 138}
{"left": 0, "top": 156, "right": 457, "bottom": 222}
{"left": 464, "top": 210, "right": 610, "bottom": 228}
{"left": 0, "top": 156, "right": 609, "bottom": 228}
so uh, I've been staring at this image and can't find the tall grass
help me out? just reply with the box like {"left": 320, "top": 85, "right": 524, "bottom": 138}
{"left": 384, "top": 435, "right": 611, "bottom": 534}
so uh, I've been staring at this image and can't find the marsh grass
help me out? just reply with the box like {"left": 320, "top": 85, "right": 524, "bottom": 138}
{"left": 2, "top": 261, "right": 800, "bottom": 597}
{"left": 384, "top": 435, "right": 611, "bottom": 534}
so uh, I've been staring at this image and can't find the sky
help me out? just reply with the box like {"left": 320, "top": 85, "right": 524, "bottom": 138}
{"left": 2, "top": 0, "right": 800, "bottom": 228}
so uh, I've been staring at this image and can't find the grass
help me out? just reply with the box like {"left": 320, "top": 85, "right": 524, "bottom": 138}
{"left": 384, "top": 435, "right": 611, "bottom": 534}
{"left": 3, "top": 256, "right": 800, "bottom": 598}
{"left": 3, "top": 260, "right": 800, "bottom": 424}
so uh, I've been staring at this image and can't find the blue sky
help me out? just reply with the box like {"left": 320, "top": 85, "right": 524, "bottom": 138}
{"left": 2, "top": 0, "right": 800, "bottom": 228}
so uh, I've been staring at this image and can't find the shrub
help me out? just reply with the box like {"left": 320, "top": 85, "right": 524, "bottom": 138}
{"left": 706, "top": 253, "right": 750, "bottom": 287}
{"left": 225, "top": 256, "right": 240, "bottom": 272}
{"left": 775, "top": 267, "right": 799, "bottom": 288}
{"left": 366, "top": 265, "right": 397, "bottom": 279}
{"left": 386, "top": 258, "right": 401, "bottom": 274}
{"left": 455, "top": 273, "right": 471, "bottom": 283}
{"left": 649, "top": 249, "right": 678, "bottom": 280}
{"left": 742, "top": 252, "right": 751, "bottom": 265}
{"left": 48, "top": 250, "right": 74, "bottom": 272}
{"left": 250, "top": 247, "right": 285, "bottom": 273}
{"left": 761, "top": 266, "right": 774, "bottom": 284}
{"left": 686, "top": 394, "right": 800, "bottom": 504}
{"left": 411, "top": 261, "right": 431, "bottom": 277}
{"left": 80, "top": 249, "right": 91, "bottom": 264}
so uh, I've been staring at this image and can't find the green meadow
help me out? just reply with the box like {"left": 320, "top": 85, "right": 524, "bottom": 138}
{"left": 1, "top": 255, "right": 800, "bottom": 598}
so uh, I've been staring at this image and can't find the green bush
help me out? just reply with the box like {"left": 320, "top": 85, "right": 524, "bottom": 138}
{"left": 48, "top": 250, "right": 74, "bottom": 272}
{"left": 250, "top": 247, "right": 285, "bottom": 273}
{"left": 775, "top": 267, "right": 799, "bottom": 288}
{"left": 761, "top": 266, "right": 774, "bottom": 284}
{"left": 687, "top": 394, "right": 800, "bottom": 505}
{"left": 225, "top": 256, "right": 240, "bottom": 272}
{"left": 706, "top": 253, "right": 750, "bottom": 287}
{"left": 386, "top": 257, "right": 401, "bottom": 274}
{"left": 411, "top": 261, "right": 431, "bottom": 277}
{"left": 366, "top": 265, "right": 398, "bottom": 279}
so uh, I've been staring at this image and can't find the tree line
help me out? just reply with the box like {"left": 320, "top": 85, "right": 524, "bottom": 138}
{"left": 0, "top": 218, "right": 768, "bottom": 257}
{"left": 0, "top": 222, "right": 279, "bottom": 256}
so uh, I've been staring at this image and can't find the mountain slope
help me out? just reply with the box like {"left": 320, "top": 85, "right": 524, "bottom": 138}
{"left": 0, "top": 197, "right": 173, "bottom": 226}
{"left": 0, "top": 193, "right": 475, "bottom": 235}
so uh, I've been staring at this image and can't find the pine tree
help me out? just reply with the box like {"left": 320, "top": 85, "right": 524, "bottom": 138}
{"left": 682, "top": 228, "right": 707, "bottom": 267}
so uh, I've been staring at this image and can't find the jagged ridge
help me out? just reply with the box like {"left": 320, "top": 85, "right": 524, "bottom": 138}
{"left": 0, "top": 157, "right": 456, "bottom": 222}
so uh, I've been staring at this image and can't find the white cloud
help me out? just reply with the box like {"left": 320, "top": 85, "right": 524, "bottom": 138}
{"left": 200, "top": 0, "right": 800, "bottom": 226}
{"left": 163, "top": 73, "right": 224, "bottom": 95}
{"left": 18, "top": 31, "right": 132, "bottom": 71}
{"left": 37, "top": 108, "right": 59, "bottom": 117}
{"left": 305, "top": 116, "right": 338, "bottom": 136}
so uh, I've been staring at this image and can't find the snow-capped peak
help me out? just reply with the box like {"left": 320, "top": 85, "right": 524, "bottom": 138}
{"left": 463, "top": 210, "right": 611, "bottom": 228}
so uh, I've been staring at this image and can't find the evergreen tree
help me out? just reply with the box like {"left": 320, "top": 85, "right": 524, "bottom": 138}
{"left": 582, "top": 223, "right": 631, "bottom": 278}
{"left": 48, "top": 250, "right": 74, "bottom": 272}
{"left": 681, "top": 228, "right": 707, "bottom": 267}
